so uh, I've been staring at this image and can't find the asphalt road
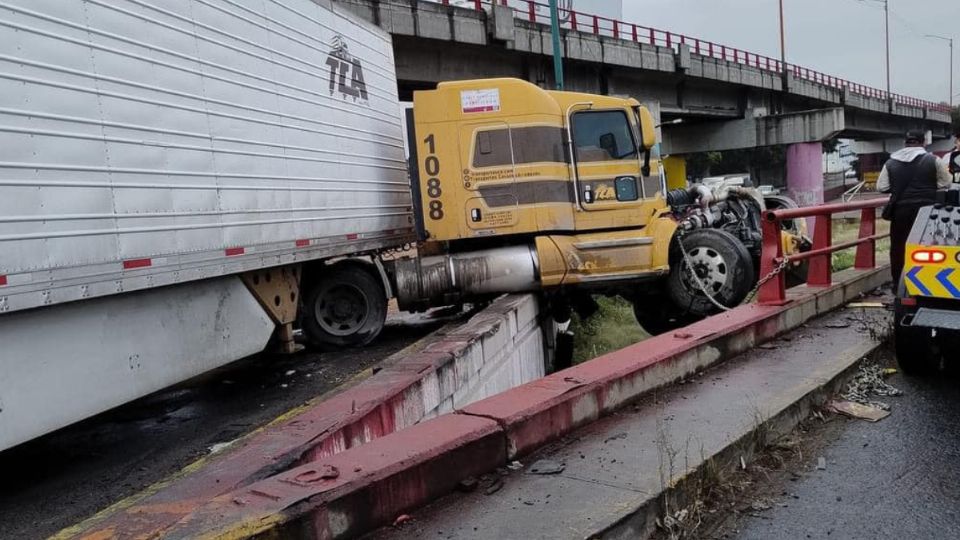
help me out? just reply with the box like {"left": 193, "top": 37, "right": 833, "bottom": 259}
{"left": 0, "top": 314, "right": 450, "bottom": 539}
{"left": 727, "top": 353, "right": 960, "bottom": 540}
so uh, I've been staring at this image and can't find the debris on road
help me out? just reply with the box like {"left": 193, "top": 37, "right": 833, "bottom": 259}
{"left": 816, "top": 457, "right": 827, "bottom": 470}
{"left": 824, "top": 322, "right": 851, "bottom": 329}
{"left": 483, "top": 478, "right": 504, "bottom": 495}
{"left": 507, "top": 460, "right": 523, "bottom": 471}
{"left": 457, "top": 477, "right": 479, "bottom": 492}
{"left": 840, "top": 362, "right": 903, "bottom": 411}
{"left": 603, "top": 432, "right": 628, "bottom": 443}
{"left": 826, "top": 399, "right": 890, "bottom": 422}
{"left": 847, "top": 302, "right": 886, "bottom": 309}
{"left": 208, "top": 442, "right": 233, "bottom": 454}
{"left": 527, "top": 459, "right": 565, "bottom": 475}
{"left": 392, "top": 514, "right": 413, "bottom": 528}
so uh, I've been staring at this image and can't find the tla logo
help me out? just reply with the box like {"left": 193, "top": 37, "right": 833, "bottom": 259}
{"left": 325, "top": 35, "right": 368, "bottom": 103}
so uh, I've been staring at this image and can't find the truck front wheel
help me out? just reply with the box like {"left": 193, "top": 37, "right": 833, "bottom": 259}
{"left": 302, "top": 264, "right": 387, "bottom": 349}
{"left": 667, "top": 229, "right": 755, "bottom": 318}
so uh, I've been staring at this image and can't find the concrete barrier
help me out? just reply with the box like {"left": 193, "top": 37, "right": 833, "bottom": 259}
{"left": 79, "top": 264, "right": 887, "bottom": 539}
{"left": 60, "top": 294, "right": 550, "bottom": 539}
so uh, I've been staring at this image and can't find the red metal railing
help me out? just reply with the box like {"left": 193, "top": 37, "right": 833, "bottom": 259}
{"left": 758, "top": 198, "right": 890, "bottom": 305}
{"left": 433, "top": 0, "right": 952, "bottom": 114}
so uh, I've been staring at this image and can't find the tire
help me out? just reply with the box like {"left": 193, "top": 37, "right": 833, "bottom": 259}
{"left": 631, "top": 296, "right": 693, "bottom": 336}
{"left": 666, "top": 229, "right": 755, "bottom": 318}
{"left": 301, "top": 264, "right": 387, "bottom": 349}
{"left": 785, "top": 259, "right": 810, "bottom": 289}
{"left": 894, "top": 300, "right": 938, "bottom": 376}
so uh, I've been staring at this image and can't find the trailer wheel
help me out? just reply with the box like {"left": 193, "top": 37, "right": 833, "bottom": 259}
{"left": 302, "top": 265, "right": 387, "bottom": 349}
{"left": 667, "top": 229, "right": 755, "bottom": 318}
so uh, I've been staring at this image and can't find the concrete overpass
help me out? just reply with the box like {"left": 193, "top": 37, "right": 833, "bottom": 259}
{"left": 338, "top": 0, "right": 955, "bottom": 205}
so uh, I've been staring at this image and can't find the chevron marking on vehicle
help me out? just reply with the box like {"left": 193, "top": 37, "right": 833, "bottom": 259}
{"left": 906, "top": 266, "right": 932, "bottom": 296}
{"left": 936, "top": 268, "right": 960, "bottom": 298}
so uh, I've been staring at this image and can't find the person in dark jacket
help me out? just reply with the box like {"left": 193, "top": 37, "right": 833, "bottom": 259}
{"left": 877, "top": 130, "right": 952, "bottom": 285}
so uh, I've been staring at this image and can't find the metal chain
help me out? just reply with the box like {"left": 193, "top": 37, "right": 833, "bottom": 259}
{"left": 841, "top": 362, "right": 902, "bottom": 411}
{"left": 742, "top": 256, "right": 791, "bottom": 304}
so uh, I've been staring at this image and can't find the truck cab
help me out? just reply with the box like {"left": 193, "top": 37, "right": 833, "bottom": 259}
{"left": 393, "top": 78, "right": 761, "bottom": 327}
{"left": 409, "top": 78, "right": 666, "bottom": 242}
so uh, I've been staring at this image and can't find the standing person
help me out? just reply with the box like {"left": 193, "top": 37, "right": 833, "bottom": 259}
{"left": 877, "top": 130, "right": 953, "bottom": 286}
{"left": 942, "top": 134, "right": 960, "bottom": 176}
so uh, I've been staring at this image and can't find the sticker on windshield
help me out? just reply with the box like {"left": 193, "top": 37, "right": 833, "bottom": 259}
{"left": 461, "top": 89, "right": 501, "bottom": 114}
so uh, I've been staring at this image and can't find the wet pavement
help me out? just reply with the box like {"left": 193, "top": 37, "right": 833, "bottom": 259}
{"left": 0, "top": 313, "right": 451, "bottom": 539}
{"left": 728, "top": 358, "right": 960, "bottom": 540}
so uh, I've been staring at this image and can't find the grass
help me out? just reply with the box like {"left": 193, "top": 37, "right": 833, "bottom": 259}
{"left": 829, "top": 218, "right": 891, "bottom": 272}
{"left": 569, "top": 296, "right": 649, "bottom": 365}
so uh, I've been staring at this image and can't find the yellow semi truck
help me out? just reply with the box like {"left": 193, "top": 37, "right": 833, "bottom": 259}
{"left": 379, "top": 78, "right": 804, "bottom": 335}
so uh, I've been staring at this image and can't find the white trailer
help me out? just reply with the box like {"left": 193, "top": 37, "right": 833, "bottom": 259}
{"left": 0, "top": 0, "right": 413, "bottom": 451}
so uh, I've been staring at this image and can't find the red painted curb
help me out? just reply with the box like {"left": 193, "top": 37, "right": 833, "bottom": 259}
{"left": 460, "top": 303, "right": 784, "bottom": 458}
{"left": 158, "top": 414, "right": 506, "bottom": 539}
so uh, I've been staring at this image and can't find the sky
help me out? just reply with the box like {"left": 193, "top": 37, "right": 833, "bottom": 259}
{"left": 620, "top": 0, "right": 958, "bottom": 105}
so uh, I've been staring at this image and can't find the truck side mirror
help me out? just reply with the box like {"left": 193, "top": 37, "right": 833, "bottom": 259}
{"left": 637, "top": 106, "right": 656, "bottom": 150}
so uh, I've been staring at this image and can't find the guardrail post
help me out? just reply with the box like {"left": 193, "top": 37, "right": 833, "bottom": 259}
{"left": 854, "top": 207, "right": 877, "bottom": 269}
{"left": 807, "top": 214, "right": 833, "bottom": 287}
{"left": 759, "top": 218, "right": 787, "bottom": 305}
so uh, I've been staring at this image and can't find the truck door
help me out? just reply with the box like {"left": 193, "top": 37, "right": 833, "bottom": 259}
{"left": 460, "top": 122, "right": 521, "bottom": 234}
{"left": 570, "top": 109, "right": 646, "bottom": 213}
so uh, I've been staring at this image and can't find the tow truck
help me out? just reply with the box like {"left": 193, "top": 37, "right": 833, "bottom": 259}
{"left": 895, "top": 148, "right": 960, "bottom": 374}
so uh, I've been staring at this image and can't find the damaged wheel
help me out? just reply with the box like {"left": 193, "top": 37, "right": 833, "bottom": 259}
{"left": 666, "top": 229, "right": 755, "bottom": 318}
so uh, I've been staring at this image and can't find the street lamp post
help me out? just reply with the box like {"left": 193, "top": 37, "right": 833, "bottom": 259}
{"left": 549, "top": 0, "right": 564, "bottom": 90}
{"left": 884, "top": 0, "right": 890, "bottom": 96}
{"left": 926, "top": 34, "right": 954, "bottom": 107}
{"left": 778, "top": 0, "right": 786, "bottom": 71}
{"left": 857, "top": 0, "right": 892, "bottom": 96}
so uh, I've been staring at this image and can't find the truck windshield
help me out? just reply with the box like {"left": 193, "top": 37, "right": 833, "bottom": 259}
{"left": 572, "top": 110, "right": 638, "bottom": 162}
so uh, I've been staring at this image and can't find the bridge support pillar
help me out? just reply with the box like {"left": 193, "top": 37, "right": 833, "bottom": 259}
{"left": 786, "top": 142, "right": 824, "bottom": 233}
